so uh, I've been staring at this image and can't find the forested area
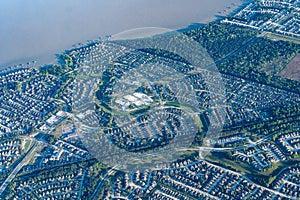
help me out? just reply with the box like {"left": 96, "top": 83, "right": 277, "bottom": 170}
{"left": 185, "top": 23, "right": 258, "bottom": 60}
{"left": 185, "top": 23, "right": 300, "bottom": 94}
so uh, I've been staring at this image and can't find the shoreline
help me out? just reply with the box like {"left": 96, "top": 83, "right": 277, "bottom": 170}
{"left": 0, "top": 0, "right": 247, "bottom": 70}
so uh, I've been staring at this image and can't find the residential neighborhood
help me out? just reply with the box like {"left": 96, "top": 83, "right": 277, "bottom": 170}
{"left": 0, "top": 0, "right": 300, "bottom": 199}
{"left": 223, "top": 0, "right": 300, "bottom": 38}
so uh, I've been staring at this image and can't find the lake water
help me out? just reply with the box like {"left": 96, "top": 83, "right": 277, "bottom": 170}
{"left": 0, "top": 0, "right": 242, "bottom": 68}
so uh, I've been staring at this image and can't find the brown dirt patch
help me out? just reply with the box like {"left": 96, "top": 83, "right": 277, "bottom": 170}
{"left": 280, "top": 53, "right": 300, "bottom": 81}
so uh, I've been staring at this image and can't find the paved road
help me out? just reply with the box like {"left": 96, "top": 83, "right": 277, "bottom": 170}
{"left": 90, "top": 166, "right": 117, "bottom": 200}
{"left": 0, "top": 141, "right": 42, "bottom": 196}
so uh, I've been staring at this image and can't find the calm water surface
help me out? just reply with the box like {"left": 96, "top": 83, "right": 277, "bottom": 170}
{"left": 0, "top": 0, "right": 242, "bottom": 68}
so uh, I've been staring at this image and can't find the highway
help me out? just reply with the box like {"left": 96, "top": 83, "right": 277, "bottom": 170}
{"left": 0, "top": 140, "right": 43, "bottom": 196}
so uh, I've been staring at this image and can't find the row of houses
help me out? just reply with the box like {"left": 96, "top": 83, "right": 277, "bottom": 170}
{"left": 104, "top": 159, "right": 290, "bottom": 199}
{"left": 223, "top": 0, "right": 300, "bottom": 38}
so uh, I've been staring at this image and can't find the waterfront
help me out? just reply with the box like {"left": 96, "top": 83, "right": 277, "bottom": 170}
{"left": 0, "top": 0, "right": 242, "bottom": 68}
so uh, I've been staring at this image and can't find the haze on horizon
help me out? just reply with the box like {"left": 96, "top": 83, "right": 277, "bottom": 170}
{"left": 0, "top": 0, "right": 241, "bottom": 67}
